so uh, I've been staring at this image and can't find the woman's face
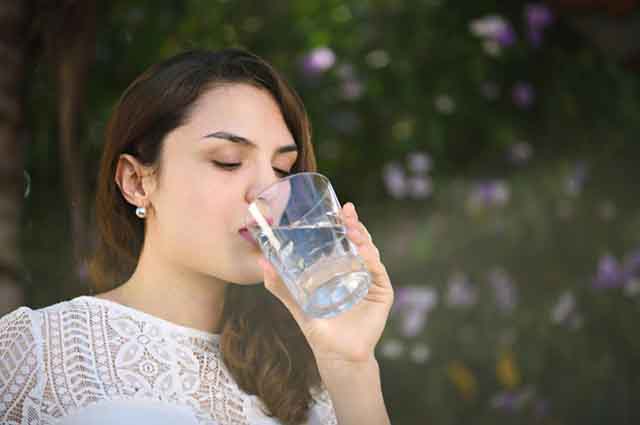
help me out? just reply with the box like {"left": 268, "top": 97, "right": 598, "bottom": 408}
{"left": 147, "top": 83, "right": 299, "bottom": 285}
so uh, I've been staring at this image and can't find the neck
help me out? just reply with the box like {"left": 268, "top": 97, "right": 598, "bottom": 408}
{"left": 102, "top": 243, "right": 228, "bottom": 335}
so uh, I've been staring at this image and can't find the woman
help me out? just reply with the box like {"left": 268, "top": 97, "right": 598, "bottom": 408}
{"left": 0, "top": 48, "right": 394, "bottom": 425}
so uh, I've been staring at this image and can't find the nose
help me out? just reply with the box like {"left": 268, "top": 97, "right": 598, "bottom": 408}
{"left": 245, "top": 165, "right": 282, "bottom": 205}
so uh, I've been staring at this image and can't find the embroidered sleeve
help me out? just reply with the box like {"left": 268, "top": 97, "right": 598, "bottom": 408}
{"left": 308, "top": 384, "right": 338, "bottom": 425}
{"left": 0, "top": 307, "right": 45, "bottom": 425}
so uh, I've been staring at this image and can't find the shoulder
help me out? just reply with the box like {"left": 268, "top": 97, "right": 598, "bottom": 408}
{"left": 0, "top": 296, "right": 100, "bottom": 377}
{"left": 0, "top": 305, "right": 47, "bottom": 423}
{"left": 0, "top": 297, "right": 91, "bottom": 377}
{"left": 0, "top": 296, "right": 95, "bottom": 345}
{"left": 1, "top": 305, "right": 37, "bottom": 331}
{"left": 32, "top": 295, "right": 93, "bottom": 316}
{"left": 0, "top": 304, "right": 43, "bottom": 349}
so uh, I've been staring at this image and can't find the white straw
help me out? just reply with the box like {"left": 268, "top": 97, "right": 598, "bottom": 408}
{"left": 248, "top": 203, "right": 281, "bottom": 251}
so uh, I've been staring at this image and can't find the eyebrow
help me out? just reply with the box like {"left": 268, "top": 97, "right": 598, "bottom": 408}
{"left": 203, "top": 131, "right": 299, "bottom": 155}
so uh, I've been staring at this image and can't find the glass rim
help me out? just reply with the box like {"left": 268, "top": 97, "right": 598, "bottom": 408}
{"left": 253, "top": 171, "right": 330, "bottom": 201}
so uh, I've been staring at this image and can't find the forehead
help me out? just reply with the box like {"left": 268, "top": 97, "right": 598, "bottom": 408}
{"left": 184, "top": 83, "right": 294, "bottom": 145}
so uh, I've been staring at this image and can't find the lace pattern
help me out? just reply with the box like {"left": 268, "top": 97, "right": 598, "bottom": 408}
{"left": 0, "top": 296, "right": 338, "bottom": 425}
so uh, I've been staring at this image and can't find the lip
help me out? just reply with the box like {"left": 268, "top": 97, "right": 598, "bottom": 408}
{"left": 239, "top": 229, "right": 260, "bottom": 248}
{"left": 239, "top": 217, "right": 275, "bottom": 232}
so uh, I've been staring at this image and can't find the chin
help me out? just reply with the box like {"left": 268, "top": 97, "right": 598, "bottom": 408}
{"left": 231, "top": 267, "right": 265, "bottom": 285}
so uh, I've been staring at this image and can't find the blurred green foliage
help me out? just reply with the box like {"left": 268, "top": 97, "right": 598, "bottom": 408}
{"left": 20, "top": 1, "right": 640, "bottom": 424}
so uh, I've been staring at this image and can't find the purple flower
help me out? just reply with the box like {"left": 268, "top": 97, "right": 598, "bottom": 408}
{"left": 565, "top": 161, "right": 589, "bottom": 197}
{"left": 525, "top": 4, "right": 554, "bottom": 47}
{"left": 446, "top": 273, "right": 478, "bottom": 307}
{"left": 525, "top": 3, "right": 554, "bottom": 31}
{"left": 406, "top": 151, "right": 432, "bottom": 174}
{"left": 511, "top": 82, "right": 535, "bottom": 109}
{"left": 528, "top": 28, "right": 544, "bottom": 48}
{"left": 491, "top": 387, "right": 536, "bottom": 412}
{"left": 621, "top": 250, "right": 640, "bottom": 283}
{"left": 490, "top": 392, "right": 518, "bottom": 412}
{"left": 300, "top": 47, "right": 336, "bottom": 76}
{"left": 382, "top": 162, "right": 407, "bottom": 199}
{"left": 394, "top": 285, "right": 439, "bottom": 312}
{"left": 467, "top": 180, "right": 511, "bottom": 211}
{"left": 593, "top": 254, "right": 624, "bottom": 289}
{"left": 496, "top": 24, "right": 516, "bottom": 47}
{"left": 393, "top": 286, "right": 439, "bottom": 338}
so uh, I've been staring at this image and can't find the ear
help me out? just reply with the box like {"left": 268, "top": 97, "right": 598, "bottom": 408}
{"left": 114, "top": 154, "right": 157, "bottom": 209}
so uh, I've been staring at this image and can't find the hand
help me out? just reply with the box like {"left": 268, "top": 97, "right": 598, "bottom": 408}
{"left": 258, "top": 202, "right": 394, "bottom": 365}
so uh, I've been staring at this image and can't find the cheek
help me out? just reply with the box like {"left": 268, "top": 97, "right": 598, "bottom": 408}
{"left": 162, "top": 167, "right": 232, "bottom": 237}
{"left": 185, "top": 179, "right": 232, "bottom": 228}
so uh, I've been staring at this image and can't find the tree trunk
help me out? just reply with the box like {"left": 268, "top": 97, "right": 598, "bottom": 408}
{"left": 0, "top": 1, "right": 29, "bottom": 314}
{"left": 45, "top": 0, "right": 96, "bottom": 283}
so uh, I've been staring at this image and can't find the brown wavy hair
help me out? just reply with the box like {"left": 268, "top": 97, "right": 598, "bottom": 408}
{"left": 87, "top": 48, "right": 322, "bottom": 424}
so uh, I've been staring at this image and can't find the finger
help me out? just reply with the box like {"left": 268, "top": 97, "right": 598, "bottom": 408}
{"left": 341, "top": 202, "right": 358, "bottom": 221}
{"left": 347, "top": 226, "right": 387, "bottom": 279}
{"left": 342, "top": 207, "right": 391, "bottom": 290}
{"left": 349, "top": 220, "right": 373, "bottom": 243}
{"left": 342, "top": 204, "right": 373, "bottom": 246}
{"left": 342, "top": 203, "right": 369, "bottom": 241}
{"left": 258, "top": 258, "right": 308, "bottom": 323}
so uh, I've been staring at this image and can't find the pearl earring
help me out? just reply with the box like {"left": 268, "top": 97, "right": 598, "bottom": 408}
{"left": 135, "top": 206, "right": 147, "bottom": 218}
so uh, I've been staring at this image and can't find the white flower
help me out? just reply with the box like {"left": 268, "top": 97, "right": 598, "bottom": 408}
{"left": 624, "top": 277, "right": 640, "bottom": 297}
{"left": 488, "top": 268, "right": 518, "bottom": 313}
{"left": 365, "top": 49, "right": 390, "bottom": 68}
{"left": 550, "top": 291, "right": 575, "bottom": 324}
{"left": 379, "top": 339, "right": 405, "bottom": 359}
{"left": 400, "top": 309, "right": 428, "bottom": 338}
{"left": 410, "top": 342, "right": 431, "bottom": 364}
{"left": 483, "top": 40, "right": 502, "bottom": 56}
{"left": 434, "top": 94, "right": 456, "bottom": 114}
{"left": 469, "top": 15, "right": 509, "bottom": 39}
{"left": 302, "top": 47, "right": 336, "bottom": 75}
{"left": 407, "top": 176, "right": 433, "bottom": 200}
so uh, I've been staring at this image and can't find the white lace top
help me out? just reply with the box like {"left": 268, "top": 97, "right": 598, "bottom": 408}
{"left": 0, "top": 296, "right": 338, "bottom": 425}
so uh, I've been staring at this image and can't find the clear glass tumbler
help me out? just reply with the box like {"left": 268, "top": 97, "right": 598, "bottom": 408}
{"left": 246, "top": 172, "right": 371, "bottom": 319}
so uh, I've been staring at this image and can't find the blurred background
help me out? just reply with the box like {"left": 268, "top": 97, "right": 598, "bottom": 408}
{"left": 2, "top": 0, "right": 640, "bottom": 424}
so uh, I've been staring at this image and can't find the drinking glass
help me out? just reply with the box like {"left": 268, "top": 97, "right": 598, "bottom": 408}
{"left": 246, "top": 172, "right": 371, "bottom": 319}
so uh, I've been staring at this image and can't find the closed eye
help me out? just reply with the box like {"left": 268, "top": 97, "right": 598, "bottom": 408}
{"left": 212, "top": 161, "right": 291, "bottom": 177}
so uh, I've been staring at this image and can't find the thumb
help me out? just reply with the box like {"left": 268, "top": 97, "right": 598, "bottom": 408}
{"left": 258, "top": 258, "right": 307, "bottom": 324}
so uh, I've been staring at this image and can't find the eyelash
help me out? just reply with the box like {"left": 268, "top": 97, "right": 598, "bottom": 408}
{"left": 212, "top": 161, "right": 291, "bottom": 177}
